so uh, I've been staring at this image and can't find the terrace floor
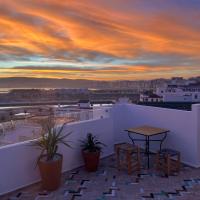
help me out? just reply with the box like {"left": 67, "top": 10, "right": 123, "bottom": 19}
{"left": 2, "top": 154, "right": 200, "bottom": 200}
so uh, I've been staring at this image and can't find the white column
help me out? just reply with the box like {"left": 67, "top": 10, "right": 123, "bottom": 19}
{"left": 192, "top": 104, "right": 200, "bottom": 166}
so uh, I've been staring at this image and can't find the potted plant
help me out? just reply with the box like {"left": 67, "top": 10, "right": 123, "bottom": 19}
{"left": 32, "top": 116, "right": 71, "bottom": 191}
{"left": 81, "top": 133, "right": 105, "bottom": 172}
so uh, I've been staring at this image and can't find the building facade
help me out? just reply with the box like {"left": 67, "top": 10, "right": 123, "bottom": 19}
{"left": 156, "top": 78, "right": 200, "bottom": 102}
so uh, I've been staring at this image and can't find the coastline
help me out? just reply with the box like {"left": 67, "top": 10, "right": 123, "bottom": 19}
{"left": 0, "top": 100, "right": 114, "bottom": 108}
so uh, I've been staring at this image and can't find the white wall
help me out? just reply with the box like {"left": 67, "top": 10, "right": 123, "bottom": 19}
{"left": 112, "top": 103, "right": 200, "bottom": 167}
{"left": 193, "top": 104, "right": 200, "bottom": 164}
{"left": 0, "top": 117, "right": 114, "bottom": 196}
{"left": 163, "top": 94, "right": 192, "bottom": 102}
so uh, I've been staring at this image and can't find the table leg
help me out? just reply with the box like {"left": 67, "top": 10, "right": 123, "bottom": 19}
{"left": 147, "top": 136, "right": 150, "bottom": 168}
{"left": 159, "top": 132, "right": 167, "bottom": 151}
{"left": 145, "top": 136, "right": 148, "bottom": 155}
{"left": 128, "top": 132, "right": 135, "bottom": 145}
{"left": 145, "top": 136, "right": 150, "bottom": 169}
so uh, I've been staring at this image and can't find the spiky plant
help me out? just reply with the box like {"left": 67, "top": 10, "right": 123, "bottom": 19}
{"left": 33, "top": 116, "right": 71, "bottom": 162}
{"left": 81, "top": 133, "right": 105, "bottom": 153}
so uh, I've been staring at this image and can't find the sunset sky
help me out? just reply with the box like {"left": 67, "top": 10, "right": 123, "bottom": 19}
{"left": 0, "top": 0, "right": 200, "bottom": 80}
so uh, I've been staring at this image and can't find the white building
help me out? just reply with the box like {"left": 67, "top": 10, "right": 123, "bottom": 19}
{"left": 156, "top": 78, "right": 200, "bottom": 102}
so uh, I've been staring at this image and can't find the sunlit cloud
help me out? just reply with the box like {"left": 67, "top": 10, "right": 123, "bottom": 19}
{"left": 0, "top": 0, "right": 200, "bottom": 80}
{"left": 0, "top": 64, "right": 199, "bottom": 81}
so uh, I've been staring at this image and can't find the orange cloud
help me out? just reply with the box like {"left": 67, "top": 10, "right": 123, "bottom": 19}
{"left": 0, "top": 0, "right": 200, "bottom": 80}
{"left": 0, "top": 65, "right": 199, "bottom": 81}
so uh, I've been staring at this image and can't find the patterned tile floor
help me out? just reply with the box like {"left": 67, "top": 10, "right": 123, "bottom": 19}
{"left": 2, "top": 155, "right": 200, "bottom": 200}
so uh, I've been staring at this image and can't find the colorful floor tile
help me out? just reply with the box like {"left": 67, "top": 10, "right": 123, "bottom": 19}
{"left": 2, "top": 155, "right": 200, "bottom": 200}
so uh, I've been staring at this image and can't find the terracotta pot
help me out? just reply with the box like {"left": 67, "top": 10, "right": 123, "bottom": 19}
{"left": 38, "top": 153, "right": 63, "bottom": 191}
{"left": 82, "top": 150, "right": 100, "bottom": 172}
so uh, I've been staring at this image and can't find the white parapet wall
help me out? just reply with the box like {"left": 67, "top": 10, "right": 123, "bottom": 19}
{"left": 112, "top": 103, "right": 200, "bottom": 167}
{"left": 0, "top": 117, "right": 114, "bottom": 196}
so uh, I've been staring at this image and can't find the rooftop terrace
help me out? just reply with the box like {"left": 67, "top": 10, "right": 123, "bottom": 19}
{"left": 1, "top": 103, "right": 200, "bottom": 199}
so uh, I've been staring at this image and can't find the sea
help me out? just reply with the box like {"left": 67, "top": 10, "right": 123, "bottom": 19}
{"left": 0, "top": 88, "right": 10, "bottom": 93}
{"left": 0, "top": 88, "right": 56, "bottom": 93}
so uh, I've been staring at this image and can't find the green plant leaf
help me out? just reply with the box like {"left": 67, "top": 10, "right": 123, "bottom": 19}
{"left": 80, "top": 133, "right": 105, "bottom": 152}
{"left": 31, "top": 116, "right": 72, "bottom": 162}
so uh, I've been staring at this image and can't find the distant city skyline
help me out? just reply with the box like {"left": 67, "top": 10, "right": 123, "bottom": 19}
{"left": 0, "top": 0, "right": 200, "bottom": 80}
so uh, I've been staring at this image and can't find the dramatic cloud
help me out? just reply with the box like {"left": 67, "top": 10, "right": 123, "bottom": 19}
{"left": 0, "top": 0, "right": 200, "bottom": 80}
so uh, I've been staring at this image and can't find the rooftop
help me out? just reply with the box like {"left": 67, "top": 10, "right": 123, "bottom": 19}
{"left": 1, "top": 103, "right": 200, "bottom": 199}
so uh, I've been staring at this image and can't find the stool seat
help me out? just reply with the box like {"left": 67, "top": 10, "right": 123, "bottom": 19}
{"left": 117, "top": 143, "right": 136, "bottom": 152}
{"left": 115, "top": 143, "right": 141, "bottom": 174}
{"left": 156, "top": 148, "right": 181, "bottom": 177}
{"left": 158, "top": 148, "right": 180, "bottom": 157}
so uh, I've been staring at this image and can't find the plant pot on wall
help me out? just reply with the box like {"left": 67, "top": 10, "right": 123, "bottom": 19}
{"left": 82, "top": 150, "right": 100, "bottom": 172}
{"left": 81, "top": 133, "right": 105, "bottom": 172}
{"left": 38, "top": 153, "right": 63, "bottom": 190}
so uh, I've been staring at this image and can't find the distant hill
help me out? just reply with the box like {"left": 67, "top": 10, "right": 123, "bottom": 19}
{"left": 0, "top": 77, "right": 101, "bottom": 89}
{"left": 0, "top": 76, "right": 199, "bottom": 90}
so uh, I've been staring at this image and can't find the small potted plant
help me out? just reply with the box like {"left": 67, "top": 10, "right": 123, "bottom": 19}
{"left": 32, "top": 116, "right": 71, "bottom": 191}
{"left": 81, "top": 133, "right": 105, "bottom": 172}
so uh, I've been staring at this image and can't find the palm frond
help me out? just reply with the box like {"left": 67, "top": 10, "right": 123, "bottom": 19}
{"left": 80, "top": 133, "right": 105, "bottom": 152}
{"left": 31, "top": 116, "right": 72, "bottom": 162}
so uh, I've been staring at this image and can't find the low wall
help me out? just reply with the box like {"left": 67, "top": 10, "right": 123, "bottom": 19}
{"left": 0, "top": 117, "right": 114, "bottom": 196}
{"left": 112, "top": 103, "right": 200, "bottom": 167}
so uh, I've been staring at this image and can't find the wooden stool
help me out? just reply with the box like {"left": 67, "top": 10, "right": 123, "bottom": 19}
{"left": 115, "top": 143, "right": 141, "bottom": 174}
{"left": 156, "top": 148, "right": 181, "bottom": 177}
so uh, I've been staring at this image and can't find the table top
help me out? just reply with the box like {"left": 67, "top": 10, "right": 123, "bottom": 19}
{"left": 126, "top": 125, "right": 169, "bottom": 136}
